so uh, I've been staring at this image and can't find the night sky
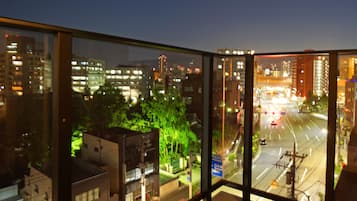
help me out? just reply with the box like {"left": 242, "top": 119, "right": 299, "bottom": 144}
{"left": 1, "top": 0, "right": 357, "bottom": 53}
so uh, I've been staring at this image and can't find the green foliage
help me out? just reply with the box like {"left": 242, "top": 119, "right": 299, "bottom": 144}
{"left": 318, "top": 192, "right": 324, "bottom": 201}
{"left": 141, "top": 89, "right": 197, "bottom": 163}
{"left": 303, "top": 91, "right": 328, "bottom": 113}
{"left": 252, "top": 131, "right": 260, "bottom": 155}
{"left": 228, "top": 152, "right": 236, "bottom": 162}
{"left": 72, "top": 92, "right": 89, "bottom": 131}
{"left": 71, "top": 130, "right": 82, "bottom": 157}
{"left": 72, "top": 84, "right": 197, "bottom": 165}
{"left": 88, "top": 82, "right": 128, "bottom": 131}
{"left": 240, "top": 131, "right": 260, "bottom": 156}
{"left": 212, "top": 129, "right": 221, "bottom": 153}
{"left": 121, "top": 112, "right": 151, "bottom": 132}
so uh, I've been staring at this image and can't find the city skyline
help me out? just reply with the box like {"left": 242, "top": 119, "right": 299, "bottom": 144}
{"left": 1, "top": 1, "right": 357, "bottom": 53}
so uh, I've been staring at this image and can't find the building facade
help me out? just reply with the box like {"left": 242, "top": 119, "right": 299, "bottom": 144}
{"left": 0, "top": 35, "right": 52, "bottom": 96}
{"left": 81, "top": 128, "right": 159, "bottom": 201}
{"left": 105, "top": 65, "right": 152, "bottom": 103}
{"left": 295, "top": 54, "right": 314, "bottom": 98}
{"left": 71, "top": 56, "right": 105, "bottom": 95}
{"left": 22, "top": 161, "right": 110, "bottom": 201}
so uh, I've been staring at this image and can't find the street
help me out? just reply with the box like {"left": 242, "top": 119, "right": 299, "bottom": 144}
{"left": 226, "top": 97, "right": 327, "bottom": 201}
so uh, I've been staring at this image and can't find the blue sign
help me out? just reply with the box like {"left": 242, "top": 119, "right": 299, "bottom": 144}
{"left": 212, "top": 154, "right": 223, "bottom": 177}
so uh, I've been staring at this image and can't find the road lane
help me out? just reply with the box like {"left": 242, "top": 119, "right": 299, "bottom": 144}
{"left": 227, "top": 99, "right": 328, "bottom": 200}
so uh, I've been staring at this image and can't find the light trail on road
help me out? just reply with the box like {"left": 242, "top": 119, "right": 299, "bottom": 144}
{"left": 225, "top": 98, "right": 328, "bottom": 200}
{"left": 300, "top": 168, "right": 308, "bottom": 183}
{"left": 285, "top": 112, "right": 298, "bottom": 149}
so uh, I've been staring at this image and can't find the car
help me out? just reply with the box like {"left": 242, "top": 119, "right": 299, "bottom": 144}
{"left": 271, "top": 120, "right": 277, "bottom": 126}
{"left": 260, "top": 138, "right": 267, "bottom": 145}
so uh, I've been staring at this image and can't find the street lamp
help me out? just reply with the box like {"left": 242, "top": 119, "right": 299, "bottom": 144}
{"left": 222, "top": 57, "right": 226, "bottom": 153}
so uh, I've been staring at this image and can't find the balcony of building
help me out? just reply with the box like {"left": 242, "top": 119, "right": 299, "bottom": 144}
{"left": 0, "top": 17, "right": 356, "bottom": 201}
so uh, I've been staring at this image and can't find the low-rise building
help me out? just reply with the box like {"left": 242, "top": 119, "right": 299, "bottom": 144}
{"left": 81, "top": 127, "right": 159, "bottom": 201}
{"left": 22, "top": 159, "right": 109, "bottom": 201}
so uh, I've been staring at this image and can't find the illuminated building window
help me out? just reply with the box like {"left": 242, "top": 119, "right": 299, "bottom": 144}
{"left": 94, "top": 188, "right": 100, "bottom": 199}
{"left": 82, "top": 192, "right": 87, "bottom": 201}
{"left": 88, "top": 190, "right": 94, "bottom": 201}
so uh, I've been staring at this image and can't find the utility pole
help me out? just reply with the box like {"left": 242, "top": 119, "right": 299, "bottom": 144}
{"left": 188, "top": 152, "right": 193, "bottom": 199}
{"left": 274, "top": 142, "right": 307, "bottom": 199}
{"left": 140, "top": 134, "right": 154, "bottom": 201}
{"left": 140, "top": 136, "right": 146, "bottom": 201}
{"left": 222, "top": 57, "right": 226, "bottom": 153}
{"left": 291, "top": 142, "right": 296, "bottom": 198}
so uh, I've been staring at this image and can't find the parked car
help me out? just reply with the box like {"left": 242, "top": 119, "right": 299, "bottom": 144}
{"left": 260, "top": 138, "right": 267, "bottom": 145}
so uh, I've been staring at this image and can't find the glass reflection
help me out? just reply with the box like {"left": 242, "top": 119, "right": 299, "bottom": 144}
{"left": 0, "top": 28, "right": 53, "bottom": 200}
{"left": 252, "top": 54, "right": 327, "bottom": 200}
{"left": 212, "top": 55, "right": 245, "bottom": 185}
{"left": 335, "top": 55, "right": 356, "bottom": 198}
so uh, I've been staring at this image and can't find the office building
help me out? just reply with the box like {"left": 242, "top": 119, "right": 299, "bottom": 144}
{"left": 182, "top": 73, "right": 203, "bottom": 120}
{"left": 105, "top": 65, "right": 152, "bottom": 103}
{"left": 71, "top": 56, "right": 105, "bottom": 94}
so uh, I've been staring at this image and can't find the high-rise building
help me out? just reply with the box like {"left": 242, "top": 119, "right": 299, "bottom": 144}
{"left": 214, "top": 49, "right": 248, "bottom": 115}
{"left": 0, "top": 34, "right": 52, "bottom": 96}
{"left": 153, "top": 54, "right": 167, "bottom": 91}
{"left": 339, "top": 57, "right": 357, "bottom": 80}
{"left": 153, "top": 54, "right": 200, "bottom": 93}
{"left": 105, "top": 65, "right": 152, "bottom": 103}
{"left": 295, "top": 54, "right": 329, "bottom": 97}
{"left": 71, "top": 56, "right": 105, "bottom": 94}
{"left": 313, "top": 56, "right": 329, "bottom": 96}
{"left": 295, "top": 54, "right": 314, "bottom": 97}
{"left": 217, "top": 49, "right": 247, "bottom": 88}
{"left": 344, "top": 80, "right": 356, "bottom": 124}
{"left": 182, "top": 74, "right": 203, "bottom": 119}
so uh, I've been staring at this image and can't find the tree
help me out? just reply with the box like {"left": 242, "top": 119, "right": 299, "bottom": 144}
{"left": 87, "top": 82, "right": 129, "bottom": 133}
{"left": 141, "top": 90, "right": 197, "bottom": 163}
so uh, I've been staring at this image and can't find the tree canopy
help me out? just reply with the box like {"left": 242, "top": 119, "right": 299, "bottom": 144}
{"left": 72, "top": 84, "right": 198, "bottom": 164}
{"left": 140, "top": 90, "right": 197, "bottom": 163}
{"left": 88, "top": 82, "right": 129, "bottom": 132}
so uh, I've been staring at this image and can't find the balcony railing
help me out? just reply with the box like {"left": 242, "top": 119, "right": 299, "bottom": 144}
{"left": 0, "top": 16, "right": 355, "bottom": 201}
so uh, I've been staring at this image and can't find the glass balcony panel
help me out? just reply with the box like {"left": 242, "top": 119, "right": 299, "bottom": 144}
{"left": 0, "top": 27, "right": 54, "bottom": 200}
{"left": 211, "top": 55, "right": 245, "bottom": 185}
{"left": 71, "top": 37, "right": 202, "bottom": 201}
{"left": 335, "top": 54, "right": 356, "bottom": 193}
{"left": 252, "top": 54, "right": 328, "bottom": 200}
